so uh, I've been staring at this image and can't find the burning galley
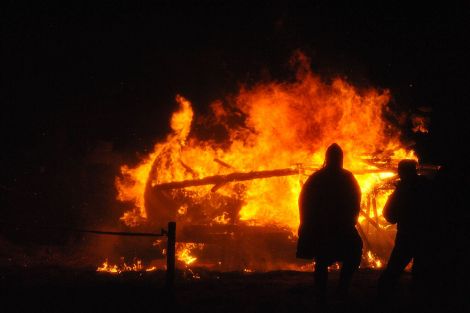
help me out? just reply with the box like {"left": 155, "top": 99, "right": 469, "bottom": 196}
{"left": 112, "top": 54, "right": 436, "bottom": 272}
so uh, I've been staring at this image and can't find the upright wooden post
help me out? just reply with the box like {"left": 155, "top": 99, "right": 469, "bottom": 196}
{"left": 366, "top": 194, "right": 371, "bottom": 234}
{"left": 372, "top": 191, "right": 379, "bottom": 225}
{"left": 166, "top": 221, "right": 176, "bottom": 288}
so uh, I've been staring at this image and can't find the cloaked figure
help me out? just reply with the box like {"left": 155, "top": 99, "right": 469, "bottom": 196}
{"left": 378, "top": 159, "right": 432, "bottom": 299}
{"left": 297, "top": 143, "right": 363, "bottom": 302}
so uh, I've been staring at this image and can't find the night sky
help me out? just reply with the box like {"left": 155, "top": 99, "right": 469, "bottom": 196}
{"left": 1, "top": 2, "right": 469, "bottom": 243}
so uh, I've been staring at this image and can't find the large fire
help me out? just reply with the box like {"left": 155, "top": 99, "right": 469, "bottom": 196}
{"left": 109, "top": 53, "right": 420, "bottom": 272}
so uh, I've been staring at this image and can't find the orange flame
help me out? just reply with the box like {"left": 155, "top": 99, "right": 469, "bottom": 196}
{"left": 366, "top": 251, "right": 383, "bottom": 269}
{"left": 97, "top": 258, "right": 158, "bottom": 274}
{"left": 412, "top": 115, "right": 429, "bottom": 133}
{"left": 115, "top": 53, "right": 418, "bottom": 269}
{"left": 176, "top": 243, "right": 205, "bottom": 265}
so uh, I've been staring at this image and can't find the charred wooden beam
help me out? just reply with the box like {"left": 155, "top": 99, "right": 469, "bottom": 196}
{"left": 372, "top": 191, "right": 379, "bottom": 225}
{"left": 179, "top": 224, "right": 295, "bottom": 244}
{"left": 356, "top": 223, "right": 373, "bottom": 252}
{"left": 359, "top": 211, "right": 395, "bottom": 246}
{"left": 153, "top": 168, "right": 299, "bottom": 191}
{"left": 365, "top": 194, "right": 371, "bottom": 234}
{"left": 359, "top": 210, "right": 382, "bottom": 230}
{"left": 214, "top": 158, "right": 234, "bottom": 169}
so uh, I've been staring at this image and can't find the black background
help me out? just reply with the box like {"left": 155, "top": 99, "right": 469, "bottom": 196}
{"left": 1, "top": 1, "right": 469, "bottom": 244}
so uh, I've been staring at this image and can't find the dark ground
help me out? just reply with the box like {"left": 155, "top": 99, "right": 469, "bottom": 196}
{"left": 0, "top": 267, "right": 467, "bottom": 313}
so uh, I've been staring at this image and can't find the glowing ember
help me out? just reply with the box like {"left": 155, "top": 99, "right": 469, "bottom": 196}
{"left": 412, "top": 115, "right": 429, "bottom": 133}
{"left": 97, "top": 259, "right": 119, "bottom": 274}
{"left": 176, "top": 243, "right": 205, "bottom": 265}
{"left": 97, "top": 258, "right": 158, "bottom": 274}
{"left": 366, "top": 251, "right": 383, "bottom": 269}
{"left": 212, "top": 212, "right": 231, "bottom": 224}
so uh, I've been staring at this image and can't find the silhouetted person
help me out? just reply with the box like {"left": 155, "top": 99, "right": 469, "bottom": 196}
{"left": 378, "top": 159, "right": 432, "bottom": 300}
{"left": 297, "top": 143, "right": 362, "bottom": 302}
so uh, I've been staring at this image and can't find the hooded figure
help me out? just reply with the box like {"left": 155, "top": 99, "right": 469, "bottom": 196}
{"left": 297, "top": 143, "right": 362, "bottom": 300}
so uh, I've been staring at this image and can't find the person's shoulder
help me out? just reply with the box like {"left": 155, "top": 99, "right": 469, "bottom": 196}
{"left": 305, "top": 169, "right": 325, "bottom": 184}
{"left": 307, "top": 170, "right": 321, "bottom": 181}
{"left": 417, "top": 175, "right": 432, "bottom": 189}
{"left": 417, "top": 174, "right": 431, "bottom": 185}
{"left": 341, "top": 168, "right": 356, "bottom": 179}
{"left": 341, "top": 168, "right": 353, "bottom": 175}
{"left": 339, "top": 169, "right": 360, "bottom": 187}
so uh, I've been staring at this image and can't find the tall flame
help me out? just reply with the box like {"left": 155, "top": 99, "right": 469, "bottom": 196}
{"left": 115, "top": 53, "right": 416, "bottom": 269}
{"left": 116, "top": 95, "right": 195, "bottom": 226}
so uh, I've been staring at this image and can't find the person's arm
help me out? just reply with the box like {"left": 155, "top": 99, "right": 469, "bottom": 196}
{"left": 298, "top": 176, "right": 311, "bottom": 234}
{"left": 345, "top": 172, "right": 361, "bottom": 224}
{"left": 352, "top": 175, "right": 362, "bottom": 219}
{"left": 298, "top": 175, "right": 316, "bottom": 222}
{"left": 383, "top": 188, "right": 400, "bottom": 224}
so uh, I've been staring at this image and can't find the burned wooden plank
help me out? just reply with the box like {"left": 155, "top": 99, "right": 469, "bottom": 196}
{"left": 213, "top": 158, "right": 234, "bottom": 169}
{"left": 178, "top": 224, "right": 294, "bottom": 244}
{"left": 153, "top": 168, "right": 299, "bottom": 191}
{"left": 357, "top": 223, "right": 373, "bottom": 252}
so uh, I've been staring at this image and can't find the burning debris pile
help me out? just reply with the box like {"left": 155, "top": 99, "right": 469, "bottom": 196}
{"left": 105, "top": 53, "right": 431, "bottom": 273}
